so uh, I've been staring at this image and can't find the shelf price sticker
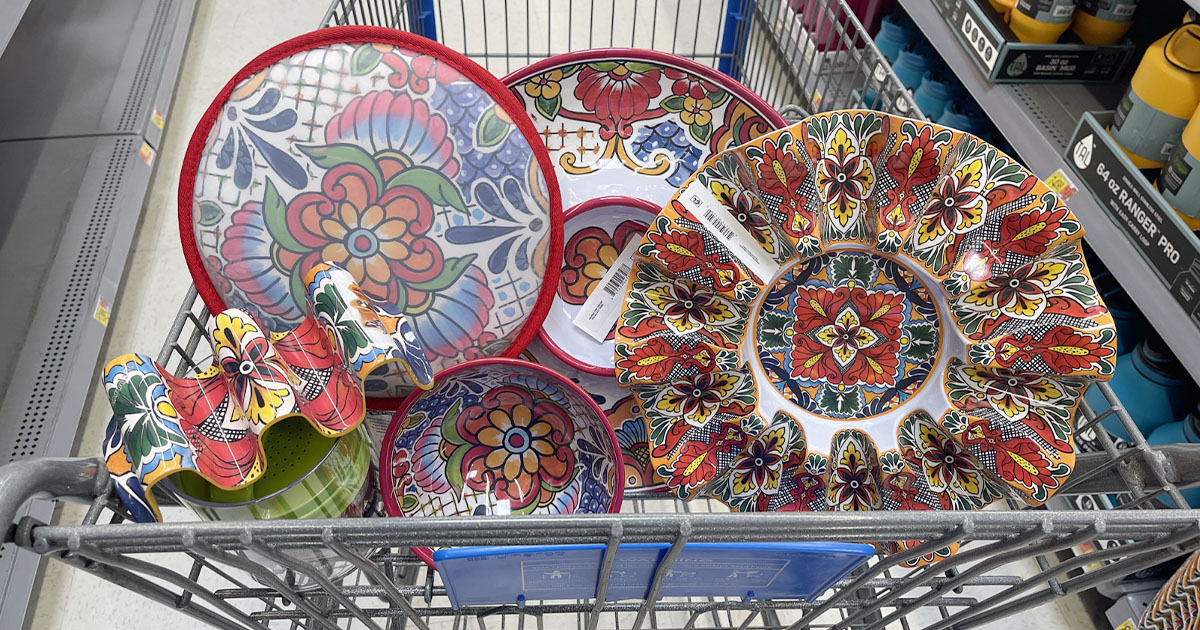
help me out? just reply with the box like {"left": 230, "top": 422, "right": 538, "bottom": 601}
{"left": 1045, "top": 168, "right": 1078, "bottom": 200}
{"left": 94, "top": 295, "right": 111, "bottom": 327}
{"left": 679, "top": 179, "right": 780, "bottom": 283}
{"left": 573, "top": 239, "right": 640, "bottom": 343}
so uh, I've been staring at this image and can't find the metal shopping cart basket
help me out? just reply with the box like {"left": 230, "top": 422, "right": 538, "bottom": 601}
{"left": 4, "top": 1, "right": 1200, "bottom": 629}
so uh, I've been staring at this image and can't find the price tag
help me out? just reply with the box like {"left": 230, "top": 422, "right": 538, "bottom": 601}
{"left": 93, "top": 295, "right": 111, "bottom": 327}
{"left": 572, "top": 239, "right": 639, "bottom": 342}
{"left": 678, "top": 180, "right": 780, "bottom": 282}
{"left": 1044, "top": 169, "right": 1078, "bottom": 200}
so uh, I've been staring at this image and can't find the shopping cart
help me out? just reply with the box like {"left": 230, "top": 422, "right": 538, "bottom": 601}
{"left": 3, "top": 1, "right": 1200, "bottom": 629}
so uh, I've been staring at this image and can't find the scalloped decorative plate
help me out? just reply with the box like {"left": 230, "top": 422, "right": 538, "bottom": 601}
{"left": 181, "top": 26, "right": 562, "bottom": 404}
{"left": 103, "top": 262, "right": 431, "bottom": 522}
{"left": 614, "top": 110, "right": 1116, "bottom": 562}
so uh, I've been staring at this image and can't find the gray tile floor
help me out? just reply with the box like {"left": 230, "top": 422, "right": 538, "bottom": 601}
{"left": 28, "top": 1, "right": 1105, "bottom": 629}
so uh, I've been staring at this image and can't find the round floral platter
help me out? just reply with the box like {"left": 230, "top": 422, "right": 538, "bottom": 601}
{"left": 180, "top": 26, "right": 562, "bottom": 404}
{"left": 503, "top": 48, "right": 786, "bottom": 214}
{"left": 521, "top": 338, "right": 667, "bottom": 493}
{"left": 614, "top": 110, "right": 1117, "bottom": 564}
{"left": 380, "top": 358, "right": 624, "bottom": 565}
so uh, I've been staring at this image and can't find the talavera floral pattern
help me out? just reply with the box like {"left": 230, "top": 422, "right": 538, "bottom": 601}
{"left": 383, "top": 363, "right": 622, "bottom": 518}
{"left": 191, "top": 40, "right": 556, "bottom": 398}
{"left": 614, "top": 111, "right": 1117, "bottom": 566}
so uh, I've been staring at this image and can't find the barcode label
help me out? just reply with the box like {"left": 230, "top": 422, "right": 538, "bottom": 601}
{"left": 572, "top": 239, "right": 640, "bottom": 342}
{"left": 679, "top": 179, "right": 780, "bottom": 283}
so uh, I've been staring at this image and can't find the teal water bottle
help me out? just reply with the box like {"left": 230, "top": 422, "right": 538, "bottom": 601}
{"left": 1089, "top": 334, "right": 1197, "bottom": 442}
{"left": 1147, "top": 406, "right": 1200, "bottom": 507}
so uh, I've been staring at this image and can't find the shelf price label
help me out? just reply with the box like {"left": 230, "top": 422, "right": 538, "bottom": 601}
{"left": 1067, "top": 115, "right": 1200, "bottom": 326}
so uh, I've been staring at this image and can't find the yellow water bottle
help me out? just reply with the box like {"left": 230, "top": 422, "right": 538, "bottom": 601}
{"left": 1072, "top": 0, "right": 1138, "bottom": 45}
{"left": 1158, "top": 103, "right": 1200, "bottom": 230}
{"left": 1109, "top": 24, "right": 1200, "bottom": 169}
{"left": 1010, "top": 0, "right": 1079, "bottom": 43}
{"left": 987, "top": 0, "right": 1017, "bottom": 18}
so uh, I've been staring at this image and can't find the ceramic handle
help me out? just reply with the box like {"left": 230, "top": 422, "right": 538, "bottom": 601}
{"left": 0, "top": 457, "right": 108, "bottom": 541}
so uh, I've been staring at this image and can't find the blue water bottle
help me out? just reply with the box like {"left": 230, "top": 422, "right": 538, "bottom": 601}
{"left": 1089, "top": 334, "right": 1197, "bottom": 442}
{"left": 913, "top": 69, "right": 962, "bottom": 119}
{"left": 874, "top": 13, "right": 916, "bottom": 62}
{"left": 1146, "top": 405, "right": 1200, "bottom": 507}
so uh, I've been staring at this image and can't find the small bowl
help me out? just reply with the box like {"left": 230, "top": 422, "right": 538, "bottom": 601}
{"left": 538, "top": 196, "right": 658, "bottom": 376}
{"left": 164, "top": 418, "right": 375, "bottom": 589}
{"left": 381, "top": 358, "right": 624, "bottom": 565}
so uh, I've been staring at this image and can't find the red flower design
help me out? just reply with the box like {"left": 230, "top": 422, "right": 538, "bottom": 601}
{"left": 450, "top": 385, "right": 576, "bottom": 510}
{"left": 575, "top": 62, "right": 663, "bottom": 139}
{"left": 282, "top": 159, "right": 444, "bottom": 309}
{"left": 664, "top": 67, "right": 718, "bottom": 99}
{"left": 963, "top": 421, "right": 1055, "bottom": 490}
{"left": 993, "top": 325, "right": 1115, "bottom": 375}
{"left": 997, "top": 205, "right": 1069, "bottom": 258}
{"left": 668, "top": 441, "right": 718, "bottom": 492}
{"left": 560, "top": 220, "right": 645, "bottom": 306}
{"left": 754, "top": 137, "right": 806, "bottom": 197}
{"left": 788, "top": 286, "right": 904, "bottom": 387}
{"left": 616, "top": 337, "right": 714, "bottom": 383}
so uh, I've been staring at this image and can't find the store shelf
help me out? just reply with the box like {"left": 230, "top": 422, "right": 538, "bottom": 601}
{"left": 0, "top": 1, "right": 196, "bottom": 628}
{"left": 899, "top": 0, "right": 1200, "bottom": 382}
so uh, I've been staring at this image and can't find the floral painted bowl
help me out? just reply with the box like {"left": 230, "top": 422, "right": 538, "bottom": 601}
{"left": 503, "top": 48, "right": 785, "bottom": 211}
{"left": 614, "top": 110, "right": 1117, "bottom": 563}
{"left": 537, "top": 196, "right": 658, "bottom": 375}
{"left": 381, "top": 358, "right": 624, "bottom": 565}
{"left": 521, "top": 338, "right": 667, "bottom": 493}
{"left": 181, "top": 26, "right": 562, "bottom": 404}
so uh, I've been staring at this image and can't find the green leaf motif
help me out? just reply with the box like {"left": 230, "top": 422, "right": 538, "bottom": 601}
{"left": 197, "top": 201, "right": 224, "bottom": 227}
{"left": 405, "top": 254, "right": 477, "bottom": 294}
{"left": 900, "top": 322, "right": 938, "bottom": 363}
{"left": 818, "top": 384, "right": 863, "bottom": 416}
{"left": 401, "top": 494, "right": 419, "bottom": 513}
{"left": 756, "top": 309, "right": 794, "bottom": 352}
{"left": 534, "top": 95, "right": 561, "bottom": 120}
{"left": 689, "top": 122, "right": 712, "bottom": 144}
{"left": 475, "top": 107, "right": 511, "bottom": 147}
{"left": 625, "top": 62, "right": 658, "bottom": 73}
{"left": 350, "top": 44, "right": 384, "bottom": 76}
{"left": 386, "top": 166, "right": 468, "bottom": 213}
{"left": 298, "top": 143, "right": 385, "bottom": 192}
{"left": 829, "top": 253, "right": 875, "bottom": 288}
{"left": 660, "top": 95, "right": 686, "bottom": 113}
{"left": 263, "top": 179, "right": 310, "bottom": 255}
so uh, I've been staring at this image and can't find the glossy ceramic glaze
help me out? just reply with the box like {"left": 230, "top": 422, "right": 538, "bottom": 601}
{"left": 381, "top": 358, "right": 624, "bottom": 565}
{"left": 522, "top": 338, "right": 667, "bottom": 493}
{"left": 102, "top": 261, "right": 431, "bottom": 522}
{"left": 503, "top": 48, "right": 785, "bottom": 210}
{"left": 181, "top": 27, "right": 562, "bottom": 402}
{"left": 614, "top": 110, "right": 1117, "bottom": 564}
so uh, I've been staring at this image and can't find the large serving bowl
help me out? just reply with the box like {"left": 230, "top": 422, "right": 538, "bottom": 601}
{"left": 614, "top": 110, "right": 1117, "bottom": 564}
{"left": 380, "top": 358, "right": 624, "bottom": 565}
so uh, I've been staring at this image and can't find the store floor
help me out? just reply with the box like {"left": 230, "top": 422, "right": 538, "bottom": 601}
{"left": 26, "top": 2, "right": 1109, "bottom": 630}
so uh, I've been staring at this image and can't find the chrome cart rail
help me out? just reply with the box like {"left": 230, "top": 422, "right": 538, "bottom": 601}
{"left": 4, "top": 2, "right": 1197, "bottom": 630}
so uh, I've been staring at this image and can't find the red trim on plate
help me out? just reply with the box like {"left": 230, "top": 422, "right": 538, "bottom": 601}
{"left": 539, "top": 195, "right": 659, "bottom": 377}
{"left": 501, "top": 47, "right": 787, "bottom": 128}
{"left": 379, "top": 357, "right": 625, "bottom": 568}
{"left": 178, "top": 26, "right": 563, "bottom": 408}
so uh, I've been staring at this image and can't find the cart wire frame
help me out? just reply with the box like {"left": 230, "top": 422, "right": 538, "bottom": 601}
{"left": 3, "top": 1, "right": 1199, "bottom": 630}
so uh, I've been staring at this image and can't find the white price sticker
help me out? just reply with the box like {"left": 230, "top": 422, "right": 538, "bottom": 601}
{"left": 679, "top": 180, "right": 780, "bottom": 283}
{"left": 572, "top": 239, "right": 640, "bottom": 342}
